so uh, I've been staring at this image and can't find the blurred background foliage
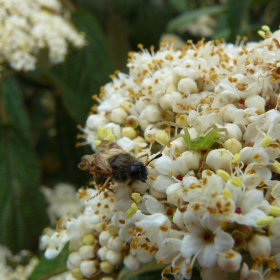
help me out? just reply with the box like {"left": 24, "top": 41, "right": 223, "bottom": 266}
{"left": 0, "top": 0, "right": 280, "bottom": 270}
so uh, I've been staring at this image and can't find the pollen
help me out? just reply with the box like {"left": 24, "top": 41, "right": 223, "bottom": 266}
{"left": 253, "top": 153, "right": 260, "bottom": 160}
{"left": 159, "top": 225, "right": 169, "bottom": 232}
{"left": 193, "top": 203, "right": 200, "bottom": 211}
{"left": 149, "top": 175, "right": 156, "bottom": 180}
{"left": 134, "top": 226, "right": 143, "bottom": 232}
{"left": 157, "top": 257, "right": 165, "bottom": 264}
{"left": 126, "top": 228, "right": 133, "bottom": 234}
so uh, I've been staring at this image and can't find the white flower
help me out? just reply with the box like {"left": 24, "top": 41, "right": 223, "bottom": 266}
{"left": 180, "top": 212, "right": 234, "bottom": 268}
{"left": 42, "top": 229, "right": 69, "bottom": 259}
{"left": 0, "top": 0, "right": 85, "bottom": 72}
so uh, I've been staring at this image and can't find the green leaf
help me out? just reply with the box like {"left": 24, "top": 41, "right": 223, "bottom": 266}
{"left": 1, "top": 76, "right": 31, "bottom": 140}
{"left": 28, "top": 244, "right": 69, "bottom": 280}
{"left": 0, "top": 124, "right": 49, "bottom": 253}
{"left": 129, "top": 0, "right": 174, "bottom": 49}
{"left": 117, "top": 261, "right": 167, "bottom": 280}
{"left": 50, "top": 10, "right": 114, "bottom": 123}
{"left": 227, "top": 0, "right": 250, "bottom": 41}
{"left": 166, "top": 5, "right": 227, "bottom": 33}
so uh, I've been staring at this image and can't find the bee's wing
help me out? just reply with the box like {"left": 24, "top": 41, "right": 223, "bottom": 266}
{"left": 78, "top": 140, "right": 127, "bottom": 174}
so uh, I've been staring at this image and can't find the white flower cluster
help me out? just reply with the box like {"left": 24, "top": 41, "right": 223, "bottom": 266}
{"left": 0, "top": 0, "right": 85, "bottom": 71}
{"left": 41, "top": 183, "right": 84, "bottom": 226}
{"left": 0, "top": 245, "right": 38, "bottom": 280}
{"left": 43, "top": 26, "right": 280, "bottom": 279}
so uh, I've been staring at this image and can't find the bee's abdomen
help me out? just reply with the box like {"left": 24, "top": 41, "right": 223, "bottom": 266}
{"left": 109, "top": 154, "right": 133, "bottom": 182}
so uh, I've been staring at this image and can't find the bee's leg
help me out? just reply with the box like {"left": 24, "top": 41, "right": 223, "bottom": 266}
{"left": 88, "top": 176, "right": 112, "bottom": 200}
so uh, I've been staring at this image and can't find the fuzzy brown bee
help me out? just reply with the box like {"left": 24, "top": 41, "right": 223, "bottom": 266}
{"left": 78, "top": 140, "right": 161, "bottom": 194}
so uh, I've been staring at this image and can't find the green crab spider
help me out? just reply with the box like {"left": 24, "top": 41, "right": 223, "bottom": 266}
{"left": 152, "top": 121, "right": 227, "bottom": 153}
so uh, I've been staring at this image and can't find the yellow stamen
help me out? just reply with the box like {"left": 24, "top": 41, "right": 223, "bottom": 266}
{"left": 273, "top": 161, "right": 280, "bottom": 173}
{"left": 94, "top": 140, "right": 101, "bottom": 146}
{"left": 232, "top": 153, "right": 241, "bottom": 164}
{"left": 261, "top": 136, "right": 272, "bottom": 148}
{"left": 230, "top": 177, "right": 242, "bottom": 187}
{"left": 126, "top": 203, "right": 138, "bottom": 218}
{"left": 216, "top": 169, "right": 231, "bottom": 181}
{"left": 256, "top": 216, "right": 274, "bottom": 227}
{"left": 131, "top": 193, "right": 142, "bottom": 203}
{"left": 222, "top": 188, "right": 232, "bottom": 199}
{"left": 269, "top": 206, "right": 280, "bottom": 217}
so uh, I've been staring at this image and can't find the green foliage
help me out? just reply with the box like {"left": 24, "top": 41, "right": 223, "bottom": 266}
{"left": 28, "top": 244, "right": 69, "bottom": 280}
{"left": 226, "top": 0, "right": 251, "bottom": 41}
{"left": 167, "top": 5, "right": 227, "bottom": 33}
{"left": 0, "top": 125, "right": 49, "bottom": 253}
{"left": 117, "top": 261, "right": 167, "bottom": 280}
{"left": 50, "top": 10, "right": 115, "bottom": 123}
{"left": 1, "top": 76, "right": 31, "bottom": 140}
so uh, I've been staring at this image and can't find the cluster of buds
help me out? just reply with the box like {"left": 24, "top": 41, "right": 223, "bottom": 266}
{"left": 43, "top": 26, "right": 280, "bottom": 279}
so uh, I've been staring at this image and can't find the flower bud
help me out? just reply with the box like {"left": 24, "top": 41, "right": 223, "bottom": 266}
{"left": 100, "top": 260, "right": 114, "bottom": 273}
{"left": 107, "top": 236, "right": 123, "bottom": 252}
{"left": 221, "top": 104, "right": 238, "bottom": 122}
{"left": 244, "top": 95, "right": 265, "bottom": 112}
{"left": 122, "top": 127, "right": 137, "bottom": 139}
{"left": 124, "top": 254, "right": 141, "bottom": 271}
{"left": 224, "top": 139, "right": 242, "bottom": 154}
{"left": 159, "top": 94, "right": 174, "bottom": 110}
{"left": 173, "top": 73, "right": 183, "bottom": 86}
{"left": 248, "top": 235, "right": 271, "bottom": 260}
{"left": 82, "top": 234, "right": 95, "bottom": 245}
{"left": 206, "top": 149, "right": 232, "bottom": 172}
{"left": 86, "top": 115, "right": 108, "bottom": 130}
{"left": 79, "top": 245, "right": 95, "bottom": 259}
{"left": 71, "top": 267, "right": 83, "bottom": 280}
{"left": 110, "top": 108, "right": 127, "bottom": 124}
{"left": 143, "top": 104, "right": 162, "bottom": 122}
{"left": 97, "top": 246, "right": 108, "bottom": 261}
{"left": 99, "top": 231, "right": 111, "bottom": 247}
{"left": 224, "top": 124, "right": 242, "bottom": 141}
{"left": 107, "top": 226, "right": 119, "bottom": 236}
{"left": 68, "top": 252, "right": 82, "bottom": 267}
{"left": 154, "top": 129, "right": 169, "bottom": 145}
{"left": 178, "top": 78, "right": 198, "bottom": 95}
{"left": 139, "top": 117, "right": 150, "bottom": 131}
{"left": 217, "top": 250, "right": 242, "bottom": 272}
{"left": 80, "top": 260, "right": 97, "bottom": 278}
{"left": 105, "top": 249, "right": 123, "bottom": 265}
{"left": 166, "top": 84, "right": 177, "bottom": 94}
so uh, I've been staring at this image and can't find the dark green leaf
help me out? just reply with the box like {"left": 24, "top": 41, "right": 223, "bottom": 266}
{"left": 51, "top": 10, "right": 114, "bottom": 123}
{"left": 227, "top": 0, "right": 250, "bottom": 41}
{"left": 1, "top": 76, "right": 31, "bottom": 140}
{"left": 117, "top": 261, "right": 167, "bottom": 280}
{"left": 28, "top": 244, "right": 69, "bottom": 280}
{"left": 166, "top": 5, "right": 227, "bottom": 33}
{"left": 129, "top": 0, "right": 174, "bottom": 49}
{"left": 169, "top": 0, "right": 188, "bottom": 11}
{"left": 0, "top": 125, "right": 49, "bottom": 253}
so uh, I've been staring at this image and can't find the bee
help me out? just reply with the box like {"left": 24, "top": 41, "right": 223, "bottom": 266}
{"left": 78, "top": 140, "right": 162, "bottom": 195}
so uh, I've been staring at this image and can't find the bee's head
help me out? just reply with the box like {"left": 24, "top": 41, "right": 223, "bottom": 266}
{"left": 130, "top": 153, "right": 162, "bottom": 183}
{"left": 130, "top": 161, "right": 148, "bottom": 182}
